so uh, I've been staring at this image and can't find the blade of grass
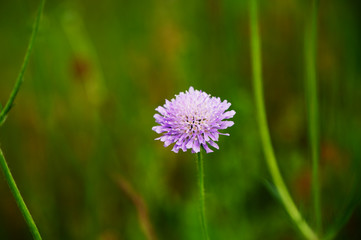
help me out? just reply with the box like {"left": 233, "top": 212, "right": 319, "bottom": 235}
{"left": 0, "top": 1, "right": 45, "bottom": 239}
{"left": 0, "top": 149, "right": 42, "bottom": 240}
{"left": 304, "top": 0, "right": 321, "bottom": 235}
{"left": 0, "top": 0, "right": 46, "bottom": 126}
{"left": 249, "top": 0, "right": 318, "bottom": 239}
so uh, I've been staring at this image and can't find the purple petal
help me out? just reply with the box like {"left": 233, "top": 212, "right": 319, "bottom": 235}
{"left": 164, "top": 139, "right": 174, "bottom": 147}
{"left": 193, "top": 139, "right": 200, "bottom": 153}
{"left": 209, "top": 132, "right": 219, "bottom": 141}
{"left": 203, "top": 133, "right": 210, "bottom": 142}
{"left": 155, "top": 106, "right": 167, "bottom": 115}
{"left": 172, "top": 145, "right": 180, "bottom": 153}
{"left": 219, "top": 133, "right": 230, "bottom": 136}
{"left": 208, "top": 140, "right": 219, "bottom": 149}
{"left": 154, "top": 114, "right": 164, "bottom": 122}
{"left": 219, "top": 121, "right": 234, "bottom": 129}
{"left": 152, "top": 126, "right": 164, "bottom": 134}
{"left": 186, "top": 137, "right": 194, "bottom": 149}
{"left": 222, "top": 110, "right": 236, "bottom": 119}
{"left": 202, "top": 143, "right": 213, "bottom": 153}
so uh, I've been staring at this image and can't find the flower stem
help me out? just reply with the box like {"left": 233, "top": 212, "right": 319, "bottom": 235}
{"left": 196, "top": 150, "right": 209, "bottom": 240}
{"left": 249, "top": 0, "right": 318, "bottom": 240}
{"left": 0, "top": 0, "right": 45, "bottom": 126}
{"left": 305, "top": 0, "right": 322, "bottom": 235}
{"left": 0, "top": 149, "right": 42, "bottom": 240}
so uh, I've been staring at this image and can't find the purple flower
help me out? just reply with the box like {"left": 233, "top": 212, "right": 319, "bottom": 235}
{"left": 152, "top": 87, "right": 236, "bottom": 153}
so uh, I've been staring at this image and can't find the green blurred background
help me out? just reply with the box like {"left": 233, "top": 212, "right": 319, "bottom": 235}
{"left": 0, "top": 0, "right": 361, "bottom": 239}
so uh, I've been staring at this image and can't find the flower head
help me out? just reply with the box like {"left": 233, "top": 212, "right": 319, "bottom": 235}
{"left": 152, "top": 87, "right": 235, "bottom": 153}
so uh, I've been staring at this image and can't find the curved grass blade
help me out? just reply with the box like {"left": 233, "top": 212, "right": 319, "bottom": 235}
{"left": 249, "top": 0, "right": 318, "bottom": 239}
{"left": 0, "top": 1, "right": 46, "bottom": 239}
{"left": 0, "top": 0, "right": 46, "bottom": 126}
{"left": 0, "top": 149, "right": 42, "bottom": 240}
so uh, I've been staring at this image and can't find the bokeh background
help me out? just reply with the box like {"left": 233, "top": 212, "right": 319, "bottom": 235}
{"left": 0, "top": 0, "right": 361, "bottom": 239}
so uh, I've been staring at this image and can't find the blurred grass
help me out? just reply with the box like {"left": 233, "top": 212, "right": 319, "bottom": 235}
{"left": 0, "top": 0, "right": 361, "bottom": 239}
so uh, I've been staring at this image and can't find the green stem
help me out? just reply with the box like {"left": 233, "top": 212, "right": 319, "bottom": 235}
{"left": 0, "top": 149, "right": 42, "bottom": 240}
{"left": 0, "top": 0, "right": 46, "bottom": 126}
{"left": 249, "top": 0, "right": 318, "bottom": 240}
{"left": 196, "top": 150, "right": 209, "bottom": 240}
{"left": 0, "top": 1, "right": 45, "bottom": 239}
{"left": 305, "top": 0, "right": 322, "bottom": 235}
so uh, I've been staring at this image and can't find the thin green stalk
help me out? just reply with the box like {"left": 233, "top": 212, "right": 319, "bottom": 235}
{"left": 305, "top": 0, "right": 322, "bottom": 235}
{"left": 0, "top": 0, "right": 46, "bottom": 126}
{"left": 0, "top": 149, "right": 42, "bottom": 240}
{"left": 196, "top": 150, "right": 209, "bottom": 240}
{"left": 249, "top": 1, "right": 318, "bottom": 240}
{"left": 0, "top": 1, "right": 45, "bottom": 239}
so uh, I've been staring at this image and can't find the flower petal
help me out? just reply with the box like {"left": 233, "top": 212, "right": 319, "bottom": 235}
{"left": 172, "top": 145, "right": 180, "bottom": 153}
{"left": 202, "top": 143, "right": 213, "bottom": 153}
{"left": 209, "top": 132, "right": 219, "bottom": 141}
{"left": 208, "top": 140, "right": 219, "bottom": 149}
{"left": 219, "top": 121, "right": 234, "bottom": 129}
{"left": 155, "top": 106, "right": 167, "bottom": 115}
{"left": 222, "top": 110, "right": 236, "bottom": 119}
{"left": 152, "top": 126, "right": 164, "bottom": 134}
{"left": 193, "top": 139, "right": 200, "bottom": 153}
{"left": 154, "top": 114, "right": 164, "bottom": 122}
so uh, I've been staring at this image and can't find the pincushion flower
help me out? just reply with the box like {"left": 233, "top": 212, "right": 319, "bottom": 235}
{"left": 152, "top": 86, "right": 235, "bottom": 153}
